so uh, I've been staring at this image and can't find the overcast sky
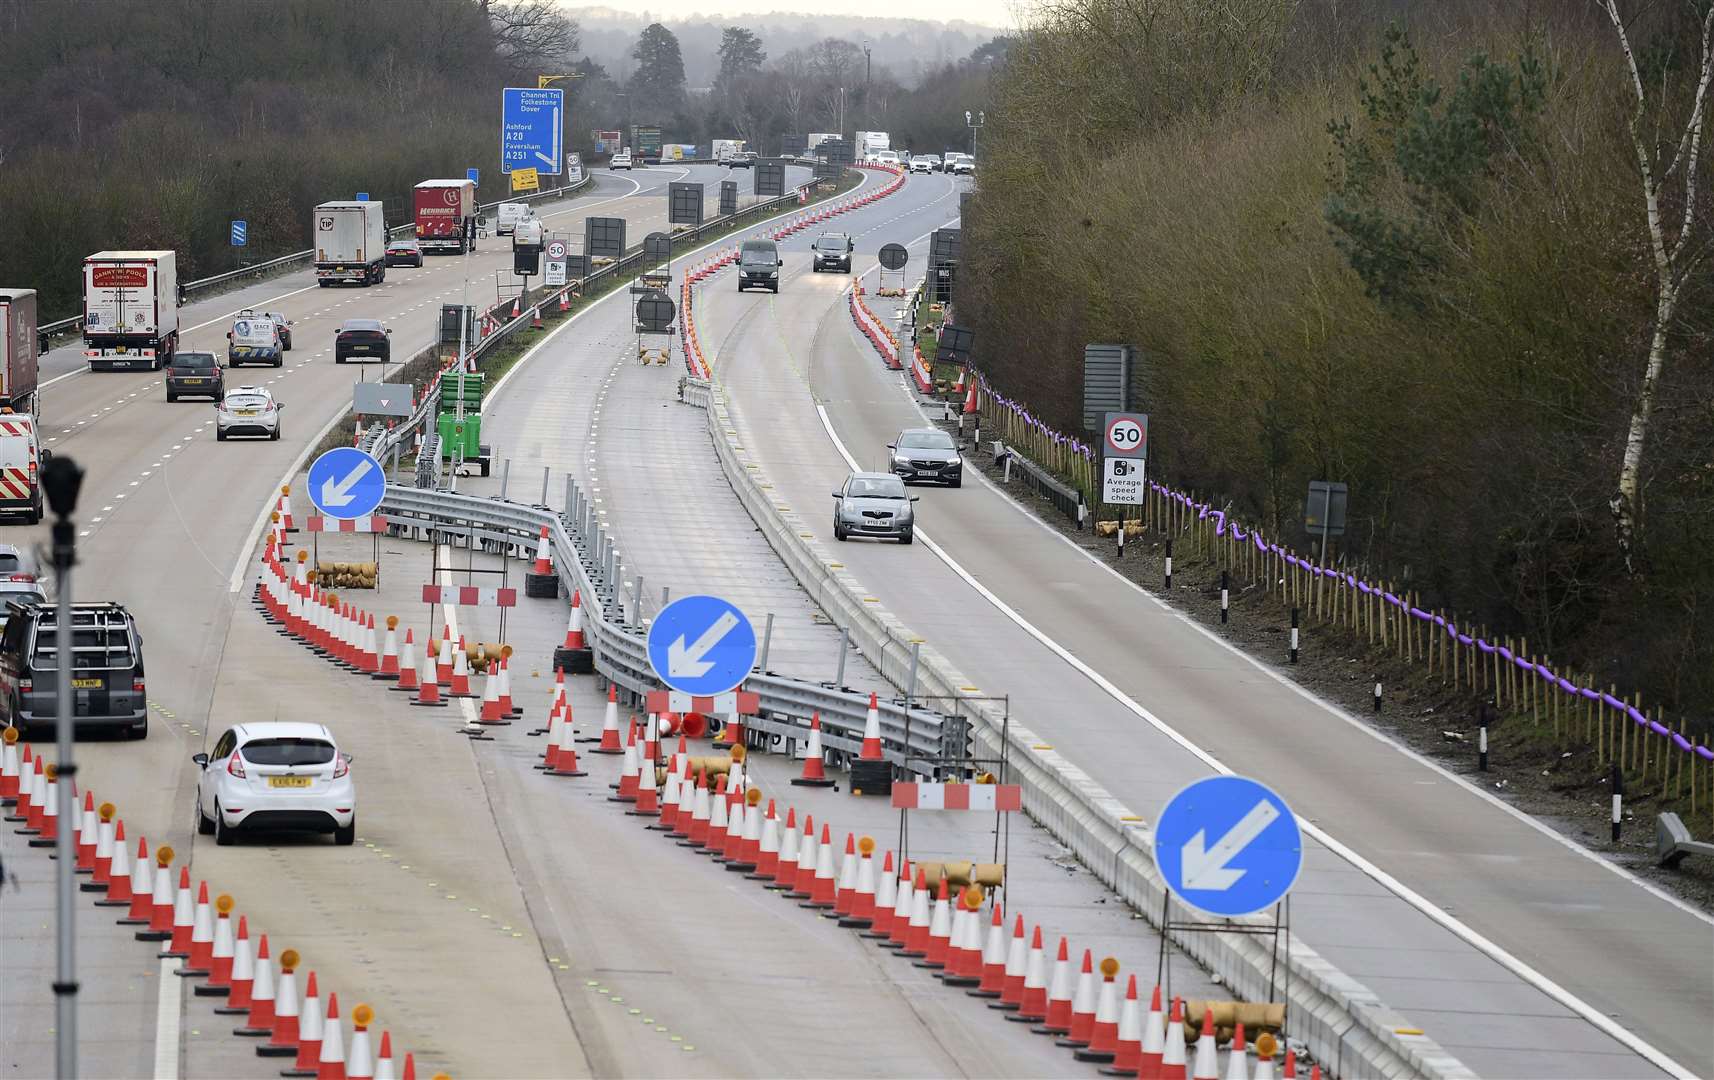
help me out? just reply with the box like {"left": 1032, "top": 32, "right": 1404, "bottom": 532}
{"left": 562, "top": 0, "right": 1020, "bottom": 28}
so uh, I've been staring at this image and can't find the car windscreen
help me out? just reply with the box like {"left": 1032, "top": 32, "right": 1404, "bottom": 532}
{"left": 847, "top": 478, "right": 907, "bottom": 498}
{"left": 899, "top": 432, "right": 955, "bottom": 450}
{"left": 741, "top": 244, "right": 777, "bottom": 263}
{"left": 239, "top": 738, "right": 335, "bottom": 766}
{"left": 173, "top": 354, "right": 216, "bottom": 369}
{"left": 225, "top": 395, "right": 269, "bottom": 410}
{"left": 815, "top": 238, "right": 846, "bottom": 251}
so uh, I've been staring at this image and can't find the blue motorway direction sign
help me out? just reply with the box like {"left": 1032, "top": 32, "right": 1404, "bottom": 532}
{"left": 307, "top": 447, "right": 385, "bottom": 520}
{"left": 502, "top": 87, "right": 564, "bottom": 175}
{"left": 1153, "top": 775, "right": 1303, "bottom": 918}
{"left": 230, "top": 219, "right": 247, "bottom": 247}
{"left": 646, "top": 595, "right": 758, "bottom": 696}
{"left": 467, "top": 167, "right": 481, "bottom": 186}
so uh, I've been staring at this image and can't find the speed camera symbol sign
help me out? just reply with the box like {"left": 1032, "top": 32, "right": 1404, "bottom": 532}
{"left": 1105, "top": 412, "right": 1147, "bottom": 458}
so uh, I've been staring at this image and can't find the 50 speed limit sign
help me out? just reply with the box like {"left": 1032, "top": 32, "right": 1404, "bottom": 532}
{"left": 1104, "top": 412, "right": 1148, "bottom": 458}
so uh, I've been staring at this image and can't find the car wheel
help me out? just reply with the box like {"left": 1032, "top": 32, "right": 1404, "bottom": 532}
{"left": 270, "top": 426, "right": 281, "bottom": 441}
{"left": 25, "top": 500, "right": 42, "bottom": 525}
{"left": 334, "top": 819, "right": 356, "bottom": 846}
{"left": 899, "top": 528, "right": 914, "bottom": 545}
{"left": 283, "top": 336, "right": 292, "bottom": 351}
{"left": 196, "top": 791, "right": 213, "bottom": 835}
{"left": 834, "top": 521, "right": 847, "bottom": 541}
{"left": 214, "top": 802, "right": 234, "bottom": 846}
{"left": 166, "top": 392, "right": 177, "bottom": 402}
{"left": 216, "top": 430, "right": 227, "bottom": 441}
{"left": 274, "top": 358, "right": 283, "bottom": 367}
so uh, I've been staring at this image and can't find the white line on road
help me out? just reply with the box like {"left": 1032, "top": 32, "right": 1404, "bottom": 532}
{"left": 153, "top": 955, "right": 183, "bottom": 1080}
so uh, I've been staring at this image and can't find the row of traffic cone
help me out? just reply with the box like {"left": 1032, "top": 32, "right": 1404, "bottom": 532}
{"left": 254, "top": 540, "right": 403, "bottom": 682}
{"left": 850, "top": 287, "right": 903, "bottom": 369}
{"left": 0, "top": 729, "right": 418, "bottom": 1079}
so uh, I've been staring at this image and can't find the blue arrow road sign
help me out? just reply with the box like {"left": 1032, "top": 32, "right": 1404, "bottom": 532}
{"left": 307, "top": 447, "right": 386, "bottom": 520}
{"left": 467, "top": 167, "right": 481, "bottom": 186}
{"left": 230, "top": 220, "right": 247, "bottom": 247}
{"left": 646, "top": 595, "right": 757, "bottom": 696}
{"left": 1153, "top": 776, "right": 1303, "bottom": 918}
{"left": 501, "top": 87, "right": 564, "bottom": 175}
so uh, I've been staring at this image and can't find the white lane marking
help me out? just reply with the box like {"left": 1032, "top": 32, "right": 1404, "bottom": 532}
{"left": 809, "top": 398, "right": 1696, "bottom": 1079}
{"left": 154, "top": 955, "right": 183, "bottom": 1080}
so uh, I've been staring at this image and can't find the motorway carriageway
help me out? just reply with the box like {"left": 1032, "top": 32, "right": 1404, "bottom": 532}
{"left": 1, "top": 162, "right": 809, "bottom": 1078}
{"left": 573, "top": 169, "right": 1710, "bottom": 1078}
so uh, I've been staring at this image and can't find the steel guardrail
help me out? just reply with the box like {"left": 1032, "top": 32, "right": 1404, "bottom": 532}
{"left": 374, "top": 483, "right": 955, "bottom": 770}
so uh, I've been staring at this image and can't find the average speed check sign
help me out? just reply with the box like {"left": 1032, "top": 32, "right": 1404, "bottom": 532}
{"left": 544, "top": 239, "right": 568, "bottom": 287}
{"left": 1103, "top": 411, "right": 1147, "bottom": 505}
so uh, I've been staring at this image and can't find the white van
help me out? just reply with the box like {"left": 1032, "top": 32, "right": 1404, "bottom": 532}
{"left": 496, "top": 202, "right": 531, "bottom": 236}
{"left": 0, "top": 412, "right": 44, "bottom": 524}
{"left": 227, "top": 309, "right": 284, "bottom": 367}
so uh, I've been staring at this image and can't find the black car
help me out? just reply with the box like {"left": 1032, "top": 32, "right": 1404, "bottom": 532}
{"left": 165, "top": 351, "right": 224, "bottom": 402}
{"left": 335, "top": 319, "right": 391, "bottom": 363}
{"left": 889, "top": 427, "right": 964, "bottom": 486}
{"left": 384, "top": 238, "right": 423, "bottom": 267}
{"left": 812, "top": 233, "right": 853, "bottom": 273}
{"left": 0, "top": 601, "right": 148, "bottom": 739}
{"left": 729, "top": 152, "right": 757, "bottom": 169}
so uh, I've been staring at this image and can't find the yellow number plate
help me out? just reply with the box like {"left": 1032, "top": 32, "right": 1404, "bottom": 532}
{"left": 268, "top": 776, "right": 312, "bottom": 789}
{"left": 237, "top": 409, "right": 258, "bottom": 416}
{"left": 72, "top": 677, "right": 101, "bottom": 689}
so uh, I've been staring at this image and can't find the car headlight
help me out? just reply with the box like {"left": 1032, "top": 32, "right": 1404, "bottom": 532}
{"left": 767, "top": 270, "right": 778, "bottom": 278}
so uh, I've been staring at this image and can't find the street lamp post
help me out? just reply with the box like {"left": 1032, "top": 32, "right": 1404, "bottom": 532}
{"left": 42, "top": 452, "right": 85, "bottom": 1079}
{"left": 965, "top": 110, "right": 985, "bottom": 158}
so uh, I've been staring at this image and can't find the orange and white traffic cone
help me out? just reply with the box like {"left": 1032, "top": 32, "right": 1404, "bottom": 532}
{"left": 993, "top": 914, "right": 1028, "bottom": 1008}
{"left": 703, "top": 775, "right": 731, "bottom": 854}
{"left": 376, "top": 618, "right": 400, "bottom": 680}
{"left": 859, "top": 692, "right": 884, "bottom": 760}
{"left": 511, "top": 295, "right": 522, "bottom": 319}
{"left": 563, "top": 591, "right": 587, "bottom": 649}
{"left": 731, "top": 791, "right": 764, "bottom": 869}
{"left": 831, "top": 833, "right": 858, "bottom": 915}
{"left": 1005, "top": 926, "right": 1050, "bottom": 1022}
{"left": 316, "top": 991, "right": 345, "bottom": 1080}
{"left": 374, "top": 1032, "right": 396, "bottom": 1080}
{"left": 787, "top": 815, "right": 819, "bottom": 898}
{"left": 257, "top": 952, "right": 302, "bottom": 1053}
{"left": 435, "top": 627, "right": 454, "bottom": 685}
{"left": 218, "top": 916, "right": 255, "bottom": 1014}
{"left": 1137, "top": 985, "right": 1166, "bottom": 1079}
{"left": 0, "top": 726, "right": 20, "bottom": 804}
{"left": 97, "top": 820, "right": 133, "bottom": 907}
{"left": 971, "top": 902, "right": 1008, "bottom": 996}
{"left": 498, "top": 657, "right": 519, "bottom": 717}
{"left": 790, "top": 713, "right": 834, "bottom": 787}
{"left": 804, "top": 824, "right": 837, "bottom": 908}
{"left": 1189, "top": 1006, "right": 1219, "bottom": 1079}
{"left": 284, "top": 971, "right": 323, "bottom": 1072}
{"left": 13, "top": 752, "right": 41, "bottom": 829}
{"left": 916, "top": 878, "right": 954, "bottom": 968}
{"left": 531, "top": 526, "right": 552, "bottom": 575}
{"left": 1158, "top": 997, "right": 1188, "bottom": 1080}
{"left": 1032, "top": 938, "right": 1074, "bottom": 1034}
{"left": 713, "top": 709, "right": 744, "bottom": 750}
{"left": 863, "top": 849, "right": 897, "bottom": 938}
{"left": 630, "top": 753, "right": 660, "bottom": 815}
{"left": 82, "top": 801, "right": 114, "bottom": 888}
{"left": 478, "top": 665, "right": 505, "bottom": 723}
{"left": 963, "top": 379, "right": 978, "bottom": 414}
{"left": 841, "top": 837, "right": 879, "bottom": 927}
{"left": 195, "top": 894, "right": 238, "bottom": 996}
{"left": 613, "top": 725, "right": 641, "bottom": 801}
{"left": 559, "top": 289, "right": 571, "bottom": 313}
{"left": 938, "top": 887, "right": 980, "bottom": 984}
{"left": 1057, "top": 949, "right": 1099, "bottom": 1047}
{"left": 177, "top": 881, "right": 216, "bottom": 977}
{"left": 1076, "top": 958, "right": 1123, "bottom": 1061}
{"left": 655, "top": 760, "right": 681, "bottom": 828}
{"left": 592, "top": 686, "right": 623, "bottom": 753}
{"left": 25, "top": 763, "right": 56, "bottom": 844}
{"left": 1221, "top": 1021, "right": 1248, "bottom": 1080}
{"left": 1101, "top": 975, "right": 1143, "bottom": 1075}
{"left": 409, "top": 645, "right": 445, "bottom": 707}
{"left": 763, "top": 806, "right": 795, "bottom": 887}
{"left": 234, "top": 935, "right": 277, "bottom": 1036}
{"left": 362, "top": 613, "right": 380, "bottom": 674}
{"left": 161, "top": 866, "right": 194, "bottom": 957}
{"left": 119, "top": 836, "right": 154, "bottom": 924}
{"left": 448, "top": 638, "right": 474, "bottom": 697}
{"left": 1250, "top": 1033, "right": 1278, "bottom": 1080}
{"left": 882, "top": 860, "right": 914, "bottom": 948}
{"left": 684, "top": 769, "right": 713, "bottom": 847}
{"left": 551, "top": 711, "right": 587, "bottom": 777}
{"left": 139, "top": 851, "right": 179, "bottom": 943}
{"left": 669, "top": 761, "right": 696, "bottom": 840}
{"left": 717, "top": 784, "right": 746, "bottom": 861}
{"left": 530, "top": 306, "right": 544, "bottom": 331}
{"left": 899, "top": 867, "right": 932, "bottom": 955}
{"left": 394, "top": 630, "right": 418, "bottom": 692}
{"left": 347, "top": 1004, "right": 376, "bottom": 1079}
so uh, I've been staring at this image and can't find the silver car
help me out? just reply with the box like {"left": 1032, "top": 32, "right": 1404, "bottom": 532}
{"left": 833, "top": 472, "right": 918, "bottom": 543}
{"left": 216, "top": 386, "right": 284, "bottom": 441}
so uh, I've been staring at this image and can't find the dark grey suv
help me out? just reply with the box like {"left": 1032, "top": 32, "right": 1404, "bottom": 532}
{"left": 0, "top": 601, "right": 147, "bottom": 738}
{"left": 889, "top": 428, "right": 964, "bottom": 486}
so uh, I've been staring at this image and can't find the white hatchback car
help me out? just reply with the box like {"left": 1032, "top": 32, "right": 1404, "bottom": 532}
{"left": 194, "top": 722, "right": 355, "bottom": 845}
{"left": 216, "top": 386, "right": 284, "bottom": 441}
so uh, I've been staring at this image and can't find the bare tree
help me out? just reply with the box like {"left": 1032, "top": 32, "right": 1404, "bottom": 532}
{"left": 1601, "top": 0, "right": 1714, "bottom": 572}
{"left": 484, "top": 0, "right": 578, "bottom": 70}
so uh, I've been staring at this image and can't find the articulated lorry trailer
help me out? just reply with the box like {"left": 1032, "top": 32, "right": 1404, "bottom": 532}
{"left": 83, "top": 251, "right": 178, "bottom": 371}
{"left": 314, "top": 201, "right": 388, "bottom": 286}
{"left": 413, "top": 179, "right": 478, "bottom": 254}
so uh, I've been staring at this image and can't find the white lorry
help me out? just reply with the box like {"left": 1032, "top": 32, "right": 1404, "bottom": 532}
{"left": 82, "top": 251, "right": 179, "bottom": 371}
{"left": 495, "top": 202, "right": 531, "bottom": 237}
{"left": 854, "top": 131, "right": 891, "bottom": 162}
{"left": 314, "top": 201, "right": 388, "bottom": 286}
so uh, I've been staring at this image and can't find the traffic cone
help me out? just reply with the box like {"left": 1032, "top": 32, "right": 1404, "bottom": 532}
{"left": 613, "top": 727, "right": 641, "bottom": 801}
{"left": 11, "top": 751, "right": 40, "bottom": 827}
{"left": 1101, "top": 976, "right": 1143, "bottom": 1074}
{"left": 993, "top": 914, "right": 1028, "bottom": 1008}
{"left": 195, "top": 894, "right": 238, "bottom": 996}
{"left": 1189, "top": 1008, "right": 1219, "bottom": 1079}
{"left": 376, "top": 618, "right": 400, "bottom": 680}
{"left": 409, "top": 646, "right": 445, "bottom": 707}
{"left": 1005, "top": 926, "right": 1049, "bottom": 1022}
{"left": 256, "top": 950, "right": 300, "bottom": 1051}
{"left": 1250, "top": 1033, "right": 1279, "bottom": 1080}
{"left": 631, "top": 754, "right": 660, "bottom": 815}
{"left": 963, "top": 379, "right": 978, "bottom": 414}
{"left": 178, "top": 880, "right": 215, "bottom": 976}
{"left": 97, "top": 820, "right": 133, "bottom": 907}
{"left": 316, "top": 991, "right": 345, "bottom": 1080}
{"left": 435, "top": 627, "right": 453, "bottom": 685}
{"left": 863, "top": 849, "right": 897, "bottom": 937}
{"left": 531, "top": 526, "right": 552, "bottom": 574}
{"left": 900, "top": 867, "right": 932, "bottom": 956}
{"left": 137, "top": 846, "right": 177, "bottom": 941}
{"left": 559, "top": 289, "right": 571, "bottom": 313}
{"left": 669, "top": 761, "right": 696, "bottom": 839}
{"left": 642, "top": 712, "right": 661, "bottom": 763}
{"left": 730, "top": 790, "right": 761, "bottom": 868}
{"left": 1032, "top": 938, "right": 1074, "bottom": 1035}
{"left": 771, "top": 809, "right": 802, "bottom": 891}
{"left": 347, "top": 1004, "right": 376, "bottom": 1079}
{"left": 374, "top": 1032, "right": 396, "bottom": 1080}
{"left": 84, "top": 801, "right": 115, "bottom": 888}
{"left": 656, "top": 761, "right": 680, "bottom": 828}
{"left": 790, "top": 713, "right": 834, "bottom": 787}
{"left": 916, "top": 878, "right": 953, "bottom": 968}
{"left": 859, "top": 692, "right": 883, "bottom": 760}
{"left": 362, "top": 613, "right": 380, "bottom": 674}
{"left": 68, "top": 789, "right": 96, "bottom": 869}
{"left": 234, "top": 935, "right": 277, "bottom": 1035}
{"left": 882, "top": 861, "right": 914, "bottom": 948}
{"left": 0, "top": 726, "right": 19, "bottom": 803}
{"left": 498, "top": 657, "right": 519, "bottom": 717}
{"left": 219, "top": 917, "right": 255, "bottom": 1014}
{"left": 161, "top": 866, "right": 194, "bottom": 957}
{"left": 1057, "top": 949, "right": 1099, "bottom": 1046}
{"left": 25, "top": 763, "right": 54, "bottom": 842}
{"left": 119, "top": 836, "right": 154, "bottom": 923}
{"left": 563, "top": 591, "right": 586, "bottom": 649}
{"left": 551, "top": 715, "right": 586, "bottom": 776}
{"left": 511, "top": 295, "right": 522, "bottom": 319}
{"left": 716, "top": 785, "right": 745, "bottom": 860}
{"left": 1158, "top": 997, "right": 1188, "bottom": 1080}
{"left": 685, "top": 769, "right": 712, "bottom": 847}
{"left": 940, "top": 888, "right": 983, "bottom": 984}
{"left": 804, "top": 824, "right": 837, "bottom": 908}
{"left": 1222, "top": 1022, "right": 1248, "bottom": 1080}
{"left": 285, "top": 973, "right": 323, "bottom": 1073}
{"left": 831, "top": 833, "right": 858, "bottom": 915}
{"left": 704, "top": 775, "right": 730, "bottom": 854}
{"left": 592, "top": 686, "right": 623, "bottom": 752}
{"left": 394, "top": 630, "right": 418, "bottom": 691}
{"left": 1137, "top": 986, "right": 1166, "bottom": 1079}
{"left": 478, "top": 666, "right": 505, "bottom": 723}
{"left": 448, "top": 638, "right": 474, "bottom": 696}
{"left": 972, "top": 902, "right": 1008, "bottom": 996}
{"left": 787, "top": 815, "right": 818, "bottom": 898}
{"left": 712, "top": 709, "right": 744, "bottom": 750}
{"left": 1076, "top": 958, "right": 1123, "bottom": 1060}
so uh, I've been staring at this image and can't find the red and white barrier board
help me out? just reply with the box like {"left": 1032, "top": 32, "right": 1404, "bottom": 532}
{"left": 306, "top": 515, "right": 388, "bottom": 533}
{"left": 891, "top": 782, "right": 1023, "bottom": 812}
{"left": 420, "top": 584, "right": 518, "bottom": 607}
{"left": 645, "top": 690, "right": 761, "bottom": 716}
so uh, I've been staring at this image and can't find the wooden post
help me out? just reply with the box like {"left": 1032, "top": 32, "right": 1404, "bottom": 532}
{"left": 1595, "top": 678, "right": 1605, "bottom": 765}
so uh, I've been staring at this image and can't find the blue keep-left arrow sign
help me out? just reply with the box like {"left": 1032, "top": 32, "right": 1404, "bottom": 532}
{"left": 307, "top": 447, "right": 385, "bottom": 520}
{"left": 646, "top": 595, "right": 757, "bottom": 696}
{"left": 1153, "top": 775, "right": 1303, "bottom": 918}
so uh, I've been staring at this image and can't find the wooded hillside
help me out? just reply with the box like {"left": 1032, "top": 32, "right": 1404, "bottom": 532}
{"left": 958, "top": 0, "right": 1714, "bottom": 713}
